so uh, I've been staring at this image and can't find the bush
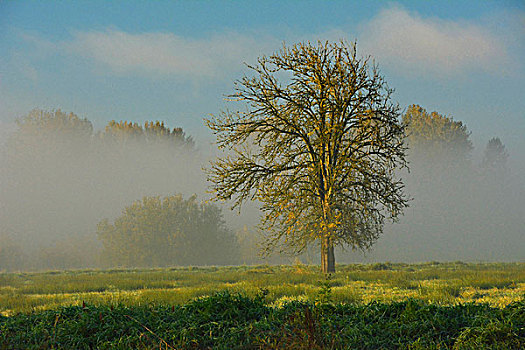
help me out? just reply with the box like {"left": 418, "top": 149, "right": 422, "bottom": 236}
{"left": 97, "top": 195, "right": 239, "bottom": 267}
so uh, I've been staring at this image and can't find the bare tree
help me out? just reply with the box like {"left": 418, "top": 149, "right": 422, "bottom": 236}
{"left": 206, "top": 41, "right": 408, "bottom": 273}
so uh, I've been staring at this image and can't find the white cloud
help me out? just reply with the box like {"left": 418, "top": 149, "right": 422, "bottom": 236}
{"left": 66, "top": 29, "right": 277, "bottom": 79}
{"left": 360, "top": 6, "right": 511, "bottom": 76}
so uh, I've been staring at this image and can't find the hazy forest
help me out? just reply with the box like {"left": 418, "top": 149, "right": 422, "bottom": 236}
{"left": 0, "top": 104, "right": 523, "bottom": 272}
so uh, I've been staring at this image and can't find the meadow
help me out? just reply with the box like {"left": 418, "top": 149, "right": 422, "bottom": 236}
{"left": 1, "top": 262, "right": 524, "bottom": 348}
{"left": 1, "top": 262, "right": 524, "bottom": 315}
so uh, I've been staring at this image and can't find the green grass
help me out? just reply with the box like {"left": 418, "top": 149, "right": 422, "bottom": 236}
{"left": 1, "top": 262, "right": 524, "bottom": 315}
{"left": 1, "top": 292, "right": 523, "bottom": 349}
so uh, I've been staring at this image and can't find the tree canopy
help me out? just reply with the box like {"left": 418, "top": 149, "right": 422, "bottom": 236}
{"left": 100, "top": 120, "right": 194, "bottom": 149}
{"left": 6, "top": 109, "right": 93, "bottom": 162}
{"left": 14, "top": 109, "right": 93, "bottom": 137}
{"left": 403, "top": 104, "right": 472, "bottom": 164}
{"left": 207, "top": 41, "right": 408, "bottom": 273}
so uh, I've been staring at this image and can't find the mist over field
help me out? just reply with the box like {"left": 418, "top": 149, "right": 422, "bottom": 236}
{"left": 0, "top": 107, "right": 523, "bottom": 272}
{"left": 341, "top": 151, "right": 525, "bottom": 263}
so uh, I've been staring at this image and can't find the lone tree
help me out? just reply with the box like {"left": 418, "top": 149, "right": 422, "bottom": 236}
{"left": 206, "top": 41, "right": 408, "bottom": 273}
{"left": 481, "top": 137, "right": 508, "bottom": 171}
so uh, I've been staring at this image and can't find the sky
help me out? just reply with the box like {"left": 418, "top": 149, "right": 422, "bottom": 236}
{"left": 1, "top": 0, "right": 524, "bottom": 166}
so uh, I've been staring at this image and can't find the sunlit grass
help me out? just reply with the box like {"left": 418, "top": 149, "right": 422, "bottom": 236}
{"left": 1, "top": 262, "right": 523, "bottom": 315}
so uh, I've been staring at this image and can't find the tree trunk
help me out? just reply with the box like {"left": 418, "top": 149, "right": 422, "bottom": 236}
{"left": 321, "top": 235, "right": 335, "bottom": 273}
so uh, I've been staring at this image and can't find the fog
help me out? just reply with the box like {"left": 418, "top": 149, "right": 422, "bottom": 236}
{"left": 0, "top": 111, "right": 524, "bottom": 272}
{"left": 340, "top": 149, "right": 525, "bottom": 263}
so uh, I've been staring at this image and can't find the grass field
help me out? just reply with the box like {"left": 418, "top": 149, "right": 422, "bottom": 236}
{"left": 1, "top": 262, "right": 524, "bottom": 349}
{"left": 1, "top": 262, "right": 524, "bottom": 316}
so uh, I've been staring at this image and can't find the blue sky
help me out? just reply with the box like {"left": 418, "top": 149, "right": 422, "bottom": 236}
{"left": 1, "top": 0, "right": 524, "bottom": 168}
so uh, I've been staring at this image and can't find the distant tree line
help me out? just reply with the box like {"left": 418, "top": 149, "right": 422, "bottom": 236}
{"left": 1, "top": 102, "right": 519, "bottom": 271}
